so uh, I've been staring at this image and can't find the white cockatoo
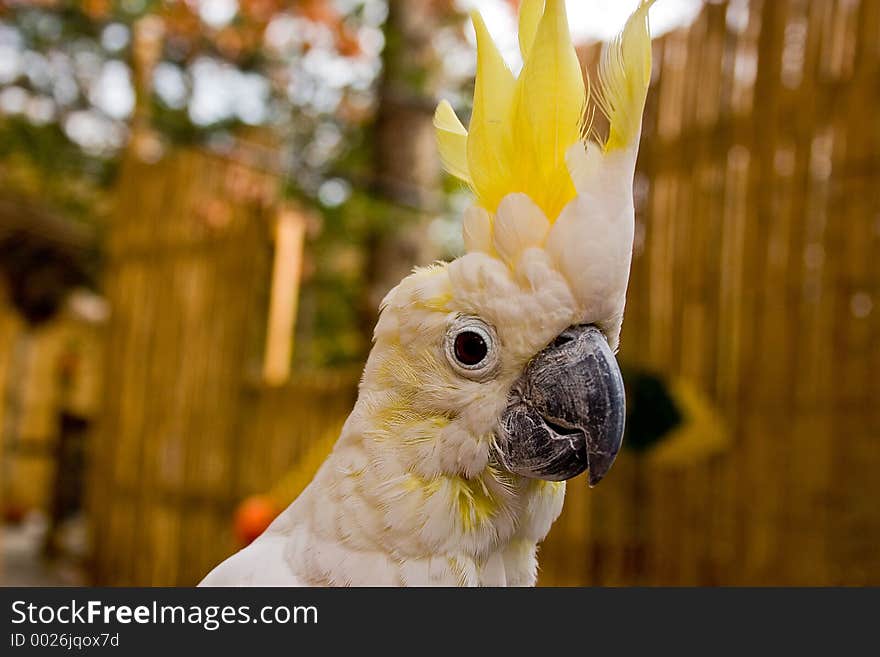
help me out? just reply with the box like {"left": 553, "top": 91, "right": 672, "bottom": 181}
{"left": 201, "top": 0, "right": 656, "bottom": 587}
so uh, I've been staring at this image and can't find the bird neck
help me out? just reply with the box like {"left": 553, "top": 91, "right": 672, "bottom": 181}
{"left": 293, "top": 395, "right": 566, "bottom": 585}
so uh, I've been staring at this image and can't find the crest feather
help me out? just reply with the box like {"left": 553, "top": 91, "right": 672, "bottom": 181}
{"left": 433, "top": 100, "right": 471, "bottom": 184}
{"left": 595, "top": 0, "right": 656, "bottom": 152}
{"left": 509, "top": 0, "right": 585, "bottom": 222}
{"left": 433, "top": 0, "right": 655, "bottom": 223}
{"left": 518, "top": 0, "right": 544, "bottom": 60}
{"left": 466, "top": 10, "right": 517, "bottom": 213}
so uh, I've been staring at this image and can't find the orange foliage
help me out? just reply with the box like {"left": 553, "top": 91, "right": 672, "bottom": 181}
{"left": 1, "top": 0, "right": 367, "bottom": 61}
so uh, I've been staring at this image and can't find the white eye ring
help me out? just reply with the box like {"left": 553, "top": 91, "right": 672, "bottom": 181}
{"left": 444, "top": 316, "right": 499, "bottom": 380}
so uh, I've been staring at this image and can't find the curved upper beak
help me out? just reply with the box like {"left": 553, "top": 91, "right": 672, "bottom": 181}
{"left": 493, "top": 325, "right": 626, "bottom": 486}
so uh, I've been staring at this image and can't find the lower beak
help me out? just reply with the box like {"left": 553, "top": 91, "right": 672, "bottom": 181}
{"left": 494, "top": 325, "right": 626, "bottom": 486}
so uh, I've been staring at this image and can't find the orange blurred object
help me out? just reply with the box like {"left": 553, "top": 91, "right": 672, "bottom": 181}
{"left": 233, "top": 495, "right": 280, "bottom": 547}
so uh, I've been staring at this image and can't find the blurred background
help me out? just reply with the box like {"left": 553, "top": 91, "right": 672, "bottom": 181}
{"left": 0, "top": 0, "right": 877, "bottom": 587}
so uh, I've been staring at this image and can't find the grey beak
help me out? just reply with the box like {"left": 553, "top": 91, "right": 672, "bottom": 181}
{"left": 494, "top": 325, "right": 626, "bottom": 486}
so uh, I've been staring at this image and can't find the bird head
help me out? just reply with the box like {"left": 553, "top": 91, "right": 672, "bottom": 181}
{"left": 358, "top": 0, "right": 655, "bottom": 543}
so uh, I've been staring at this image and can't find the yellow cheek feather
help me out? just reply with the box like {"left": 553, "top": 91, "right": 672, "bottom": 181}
{"left": 408, "top": 471, "right": 504, "bottom": 533}
{"left": 398, "top": 415, "right": 451, "bottom": 446}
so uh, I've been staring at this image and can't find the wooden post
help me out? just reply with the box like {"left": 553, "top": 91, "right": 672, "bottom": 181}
{"left": 262, "top": 206, "right": 307, "bottom": 387}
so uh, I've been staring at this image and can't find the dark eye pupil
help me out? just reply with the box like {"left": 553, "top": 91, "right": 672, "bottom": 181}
{"left": 454, "top": 331, "right": 488, "bottom": 366}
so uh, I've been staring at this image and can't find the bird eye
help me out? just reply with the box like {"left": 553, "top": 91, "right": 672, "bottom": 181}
{"left": 454, "top": 331, "right": 488, "bottom": 366}
{"left": 444, "top": 317, "right": 498, "bottom": 379}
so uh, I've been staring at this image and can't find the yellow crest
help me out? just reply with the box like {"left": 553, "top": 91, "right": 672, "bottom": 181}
{"left": 435, "top": 0, "right": 656, "bottom": 221}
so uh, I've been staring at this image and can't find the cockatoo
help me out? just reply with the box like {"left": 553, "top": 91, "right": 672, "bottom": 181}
{"left": 201, "top": 0, "right": 656, "bottom": 587}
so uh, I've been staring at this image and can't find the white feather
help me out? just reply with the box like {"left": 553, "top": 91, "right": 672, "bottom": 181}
{"left": 492, "top": 194, "right": 551, "bottom": 267}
